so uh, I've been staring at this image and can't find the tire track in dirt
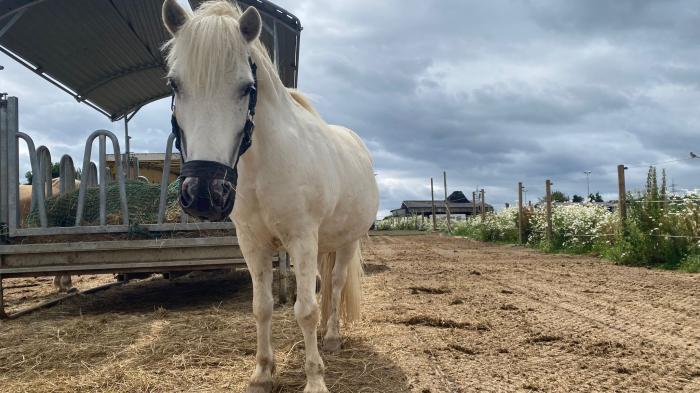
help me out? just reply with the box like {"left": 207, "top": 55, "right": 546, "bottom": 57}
{"left": 363, "top": 234, "right": 700, "bottom": 392}
{"left": 430, "top": 244, "right": 700, "bottom": 356}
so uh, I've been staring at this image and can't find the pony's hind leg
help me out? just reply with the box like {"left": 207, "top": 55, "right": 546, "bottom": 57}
{"left": 53, "top": 275, "right": 74, "bottom": 293}
{"left": 288, "top": 234, "right": 329, "bottom": 393}
{"left": 321, "top": 240, "right": 362, "bottom": 353}
{"left": 61, "top": 275, "right": 74, "bottom": 292}
{"left": 241, "top": 239, "right": 276, "bottom": 393}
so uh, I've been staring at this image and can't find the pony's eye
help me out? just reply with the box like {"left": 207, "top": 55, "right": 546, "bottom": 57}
{"left": 168, "top": 78, "right": 179, "bottom": 93}
{"left": 240, "top": 83, "right": 255, "bottom": 98}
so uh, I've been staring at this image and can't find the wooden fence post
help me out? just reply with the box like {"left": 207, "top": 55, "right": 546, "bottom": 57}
{"left": 518, "top": 182, "right": 524, "bottom": 244}
{"left": 545, "top": 179, "right": 553, "bottom": 243}
{"left": 443, "top": 171, "right": 451, "bottom": 232}
{"left": 617, "top": 164, "right": 627, "bottom": 228}
{"left": 480, "top": 189, "right": 486, "bottom": 221}
{"left": 472, "top": 191, "right": 477, "bottom": 219}
{"left": 430, "top": 178, "right": 437, "bottom": 232}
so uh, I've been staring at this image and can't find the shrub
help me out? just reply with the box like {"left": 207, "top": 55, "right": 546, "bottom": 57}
{"left": 605, "top": 169, "right": 699, "bottom": 267}
{"left": 375, "top": 216, "right": 431, "bottom": 231}
{"left": 450, "top": 165, "right": 699, "bottom": 273}
{"left": 452, "top": 208, "right": 520, "bottom": 243}
{"left": 529, "top": 204, "right": 612, "bottom": 253}
{"left": 679, "top": 254, "right": 700, "bottom": 273}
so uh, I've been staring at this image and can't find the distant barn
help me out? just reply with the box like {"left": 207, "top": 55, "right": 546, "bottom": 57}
{"left": 390, "top": 191, "right": 494, "bottom": 218}
{"left": 106, "top": 153, "right": 181, "bottom": 184}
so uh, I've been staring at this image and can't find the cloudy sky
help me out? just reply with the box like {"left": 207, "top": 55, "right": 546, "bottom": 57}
{"left": 2, "top": 0, "right": 700, "bottom": 218}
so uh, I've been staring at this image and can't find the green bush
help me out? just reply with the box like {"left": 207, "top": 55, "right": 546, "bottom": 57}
{"left": 529, "top": 203, "right": 612, "bottom": 253}
{"left": 679, "top": 254, "right": 700, "bottom": 273}
{"left": 452, "top": 208, "right": 519, "bottom": 243}
{"left": 603, "top": 168, "right": 699, "bottom": 267}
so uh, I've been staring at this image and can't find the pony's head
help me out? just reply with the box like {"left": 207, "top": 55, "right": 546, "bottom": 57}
{"left": 162, "top": 0, "right": 261, "bottom": 221}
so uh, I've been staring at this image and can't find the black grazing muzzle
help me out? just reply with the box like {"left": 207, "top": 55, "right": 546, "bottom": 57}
{"left": 169, "top": 58, "right": 258, "bottom": 221}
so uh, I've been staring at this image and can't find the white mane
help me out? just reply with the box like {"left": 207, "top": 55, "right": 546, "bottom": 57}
{"left": 163, "top": 1, "right": 278, "bottom": 95}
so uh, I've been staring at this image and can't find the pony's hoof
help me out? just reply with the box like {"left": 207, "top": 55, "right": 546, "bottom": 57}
{"left": 246, "top": 380, "right": 273, "bottom": 393}
{"left": 304, "top": 382, "right": 329, "bottom": 393}
{"left": 322, "top": 336, "right": 342, "bottom": 353}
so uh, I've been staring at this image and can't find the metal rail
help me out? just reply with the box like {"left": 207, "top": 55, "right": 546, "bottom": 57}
{"left": 75, "top": 129, "right": 129, "bottom": 227}
{"left": 158, "top": 133, "right": 176, "bottom": 224}
{"left": 4, "top": 281, "right": 124, "bottom": 320}
{"left": 0, "top": 237, "right": 290, "bottom": 318}
{"left": 16, "top": 132, "right": 46, "bottom": 228}
{"left": 59, "top": 154, "right": 76, "bottom": 194}
{"left": 36, "top": 145, "right": 52, "bottom": 203}
{"left": 0, "top": 95, "right": 292, "bottom": 319}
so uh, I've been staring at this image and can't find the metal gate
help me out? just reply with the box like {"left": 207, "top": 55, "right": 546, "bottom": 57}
{"left": 0, "top": 95, "right": 290, "bottom": 318}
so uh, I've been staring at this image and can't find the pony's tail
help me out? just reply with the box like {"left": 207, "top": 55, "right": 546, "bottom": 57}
{"left": 320, "top": 240, "right": 363, "bottom": 328}
{"left": 343, "top": 241, "right": 363, "bottom": 323}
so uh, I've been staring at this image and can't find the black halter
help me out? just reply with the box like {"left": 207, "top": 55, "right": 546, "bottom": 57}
{"left": 168, "top": 57, "right": 258, "bottom": 217}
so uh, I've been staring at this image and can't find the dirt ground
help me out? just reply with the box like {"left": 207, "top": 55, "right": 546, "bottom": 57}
{"left": 1, "top": 234, "right": 699, "bottom": 392}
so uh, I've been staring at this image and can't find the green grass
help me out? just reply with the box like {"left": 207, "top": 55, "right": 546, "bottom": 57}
{"left": 678, "top": 254, "right": 700, "bottom": 273}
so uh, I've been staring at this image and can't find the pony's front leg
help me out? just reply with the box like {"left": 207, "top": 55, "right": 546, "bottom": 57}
{"left": 242, "top": 241, "right": 276, "bottom": 393}
{"left": 288, "top": 235, "right": 329, "bottom": 393}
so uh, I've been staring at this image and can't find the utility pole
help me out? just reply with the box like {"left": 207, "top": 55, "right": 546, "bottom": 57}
{"left": 472, "top": 191, "right": 477, "bottom": 219}
{"left": 480, "top": 189, "right": 486, "bottom": 221}
{"left": 443, "top": 171, "right": 451, "bottom": 232}
{"left": 584, "top": 170, "right": 591, "bottom": 199}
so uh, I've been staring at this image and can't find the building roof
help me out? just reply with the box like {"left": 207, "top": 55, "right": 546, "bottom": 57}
{"left": 105, "top": 152, "right": 181, "bottom": 162}
{"left": 0, "top": 0, "right": 301, "bottom": 121}
{"left": 390, "top": 190, "right": 494, "bottom": 216}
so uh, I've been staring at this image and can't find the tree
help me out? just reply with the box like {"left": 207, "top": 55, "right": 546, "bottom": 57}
{"left": 551, "top": 190, "right": 569, "bottom": 203}
{"left": 25, "top": 162, "right": 60, "bottom": 185}
{"left": 588, "top": 192, "right": 604, "bottom": 203}
{"left": 572, "top": 194, "right": 584, "bottom": 203}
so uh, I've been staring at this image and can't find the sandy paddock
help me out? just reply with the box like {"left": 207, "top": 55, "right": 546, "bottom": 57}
{"left": 1, "top": 234, "right": 699, "bottom": 392}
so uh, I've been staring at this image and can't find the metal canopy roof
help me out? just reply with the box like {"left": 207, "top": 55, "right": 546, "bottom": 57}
{"left": 0, "top": 0, "right": 301, "bottom": 121}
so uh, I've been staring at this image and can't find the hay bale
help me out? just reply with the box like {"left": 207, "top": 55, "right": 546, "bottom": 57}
{"left": 27, "top": 180, "right": 182, "bottom": 226}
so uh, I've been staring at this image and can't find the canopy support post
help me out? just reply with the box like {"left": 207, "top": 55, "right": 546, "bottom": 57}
{"left": 123, "top": 116, "right": 131, "bottom": 179}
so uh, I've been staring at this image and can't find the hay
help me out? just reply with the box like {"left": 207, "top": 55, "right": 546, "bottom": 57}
{"left": 0, "top": 272, "right": 410, "bottom": 393}
{"left": 25, "top": 179, "right": 231, "bottom": 228}
{"left": 27, "top": 180, "right": 179, "bottom": 226}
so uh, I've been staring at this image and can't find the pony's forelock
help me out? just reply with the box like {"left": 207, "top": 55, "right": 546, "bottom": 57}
{"left": 163, "top": 1, "right": 273, "bottom": 95}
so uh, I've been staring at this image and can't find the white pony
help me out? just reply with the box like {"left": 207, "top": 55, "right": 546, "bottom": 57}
{"left": 162, "top": 1, "right": 379, "bottom": 392}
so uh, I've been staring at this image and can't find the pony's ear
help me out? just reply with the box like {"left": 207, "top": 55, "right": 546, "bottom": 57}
{"left": 163, "top": 0, "right": 188, "bottom": 36}
{"left": 239, "top": 7, "right": 262, "bottom": 43}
